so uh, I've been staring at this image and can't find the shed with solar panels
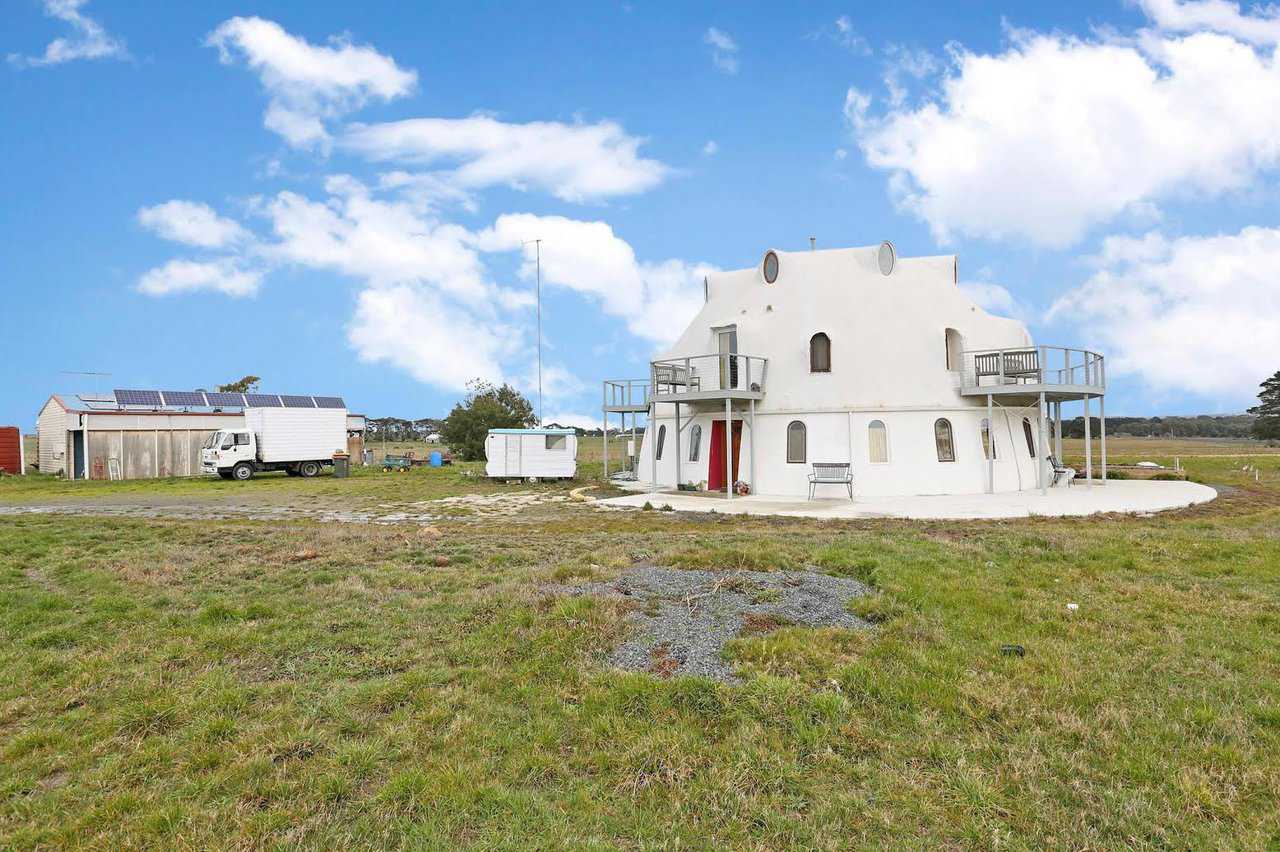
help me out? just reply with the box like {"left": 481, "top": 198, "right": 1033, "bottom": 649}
{"left": 35, "top": 390, "right": 365, "bottom": 481}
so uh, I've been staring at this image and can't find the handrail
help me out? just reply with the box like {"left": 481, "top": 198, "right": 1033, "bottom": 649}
{"left": 602, "top": 378, "right": 651, "bottom": 408}
{"left": 650, "top": 353, "right": 768, "bottom": 395}
{"left": 960, "top": 345, "right": 1105, "bottom": 390}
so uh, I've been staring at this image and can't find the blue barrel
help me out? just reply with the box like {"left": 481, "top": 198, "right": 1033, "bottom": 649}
{"left": 429, "top": 450, "right": 443, "bottom": 467}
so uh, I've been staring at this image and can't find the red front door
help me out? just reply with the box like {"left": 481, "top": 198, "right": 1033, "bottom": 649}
{"left": 707, "top": 419, "right": 742, "bottom": 492}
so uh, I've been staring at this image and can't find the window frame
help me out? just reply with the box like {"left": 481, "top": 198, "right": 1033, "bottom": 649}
{"left": 763, "top": 250, "right": 779, "bottom": 284}
{"left": 934, "top": 418, "right": 956, "bottom": 463}
{"left": 1022, "top": 418, "right": 1036, "bottom": 458}
{"left": 545, "top": 434, "right": 567, "bottom": 451}
{"left": 689, "top": 424, "right": 701, "bottom": 462}
{"left": 868, "top": 419, "right": 890, "bottom": 464}
{"left": 786, "top": 420, "right": 806, "bottom": 464}
{"left": 981, "top": 418, "right": 998, "bottom": 460}
{"left": 809, "top": 332, "right": 831, "bottom": 373}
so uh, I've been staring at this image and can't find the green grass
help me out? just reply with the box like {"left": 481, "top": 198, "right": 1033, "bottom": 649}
{"left": 1, "top": 454, "right": 1279, "bottom": 847}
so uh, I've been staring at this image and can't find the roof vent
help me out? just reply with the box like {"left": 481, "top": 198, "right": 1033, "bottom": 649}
{"left": 877, "top": 241, "right": 896, "bottom": 276}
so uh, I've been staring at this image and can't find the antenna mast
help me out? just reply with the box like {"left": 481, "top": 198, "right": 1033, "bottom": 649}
{"left": 522, "top": 238, "right": 544, "bottom": 426}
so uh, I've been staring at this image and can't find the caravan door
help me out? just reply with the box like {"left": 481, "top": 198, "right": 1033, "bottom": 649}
{"left": 504, "top": 434, "right": 521, "bottom": 475}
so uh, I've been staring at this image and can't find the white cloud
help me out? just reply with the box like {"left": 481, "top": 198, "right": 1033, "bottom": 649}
{"left": 542, "top": 412, "right": 603, "bottom": 431}
{"left": 959, "top": 280, "right": 1019, "bottom": 316}
{"left": 206, "top": 17, "right": 417, "bottom": 150}
{"left": 138, "top": 200, "right": 249, "bottom": 249}
{"left": 347, "top": 284, "right": 515, "bottom": 390}
{"left": 475, "top": 213, "right": 714, "bottom": 346}
{"left": 1049, "top": 226, "right": 1280, "bottom": 402}
{"left": 849, "top": 25, "right": 1280, "bottom": 247}
{"left": 1138, "top": 0, "right": 1280, "bottom": 45}
{"left": 136, "top": 259, "right": 261, "bottom": 298}
{"left": 704, "top": 27, "right": 739, "bottom": 74}
{"left": 822, "top": 15, "right": 872, "bottom": 55}
{"left": 340, "top": 115, "right": 669, "bottom": 203}
{"left": 702, "top": 140, "right": 719, "bottom": 156}
{"left": 881, "top": 44, "right": 939, "bottom": 107}
{"left": 260, "top": 178, "right": 502, "bottom": 308}
{"left": 9, "top": 0, "right": 128, "bottom": 67}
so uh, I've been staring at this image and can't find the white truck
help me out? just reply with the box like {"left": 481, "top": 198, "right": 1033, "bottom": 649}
{"left": 201, "top": 407, "right": 348, "bottom": 481}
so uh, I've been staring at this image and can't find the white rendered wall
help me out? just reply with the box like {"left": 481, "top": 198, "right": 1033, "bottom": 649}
{"left": 637, "top": 244, "right": 1053, "bottom": 497}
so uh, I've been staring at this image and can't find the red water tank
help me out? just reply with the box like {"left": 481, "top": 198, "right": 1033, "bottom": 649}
{"left": 0, "top": 427, "right": 22, "bottom": 474}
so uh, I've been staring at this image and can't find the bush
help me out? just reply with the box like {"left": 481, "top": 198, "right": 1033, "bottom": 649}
{"left": 439, "top": 380, "right": 536, "bottom": 461}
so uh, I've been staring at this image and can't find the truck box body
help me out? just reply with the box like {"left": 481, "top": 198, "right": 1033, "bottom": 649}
{"left": 244, "top": 407, "right": 348, "bottom": 464}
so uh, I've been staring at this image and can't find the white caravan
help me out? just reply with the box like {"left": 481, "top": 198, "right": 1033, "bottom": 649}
{"left": 202, "top": 407, "right": 348, "bottom": 481}
{"left": 485, "top": 428, "right": 578, "bottom": 480}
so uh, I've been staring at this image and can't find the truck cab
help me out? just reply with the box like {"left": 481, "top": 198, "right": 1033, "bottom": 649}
{"left": 201, "top": 429, "right": 258, "bottom": 480}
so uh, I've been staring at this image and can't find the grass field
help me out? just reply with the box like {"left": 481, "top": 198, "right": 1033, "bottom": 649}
{"left": 2, "top": 439, "right": 1280, "bottom": 847}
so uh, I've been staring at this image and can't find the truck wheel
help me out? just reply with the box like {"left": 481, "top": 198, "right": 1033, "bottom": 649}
{"left": 298, "top": 460, "right": 321, "bottom": 478}
{"left": 232, "top": 462, "right": 255, "bottom": 481}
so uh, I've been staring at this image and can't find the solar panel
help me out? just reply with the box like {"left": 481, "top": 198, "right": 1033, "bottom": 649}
{"left": 114, "top": 389, "right": 162, "bottom": 407}
{"left": 205, "top": 392, "right": 246, "bottom": 407}
{"left": 160, "top": 391, "right": 207, "bottom": 407}
{"left": 313, "top": 396, "right": 346, "bottom": 409}
{"left": 280, "top": 395, "right": 315, "bottom": 408}
{"left": 245, "top": 394, "right": 282, "bottom": 407}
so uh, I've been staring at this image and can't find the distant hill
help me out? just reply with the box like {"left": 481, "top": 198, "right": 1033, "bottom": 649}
{"left": 1060, "top": 413, "right": 1256, "bottom": 439}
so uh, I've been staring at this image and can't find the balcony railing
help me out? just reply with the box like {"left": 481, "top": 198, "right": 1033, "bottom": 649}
{"left": 650, "top": 353, "right": 768, "bottom": 398}
{"left": 962, "top": 345, "right": 1105, "bottom": 392}
{"left": 602, "top": 378, "right": 650, "bottom": 410}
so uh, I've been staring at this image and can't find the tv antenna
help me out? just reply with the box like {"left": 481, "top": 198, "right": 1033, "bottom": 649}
{"left": 522, "top": 238, "right": 543, "bottom": 425}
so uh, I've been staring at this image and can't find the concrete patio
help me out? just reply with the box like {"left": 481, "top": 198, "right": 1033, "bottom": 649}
{"left": 599, "top": 479, "right": 1217, "bottom": 520}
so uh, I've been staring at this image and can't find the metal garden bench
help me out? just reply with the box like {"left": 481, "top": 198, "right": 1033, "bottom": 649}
{"left": 808, "top": 462, "right": 854, "bottom": 500}
{"left": 1047, "top": 455, "right": 1075, "bottom": 487}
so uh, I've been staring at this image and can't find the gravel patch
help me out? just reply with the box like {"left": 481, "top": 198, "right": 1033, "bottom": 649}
{"left": 548, "top": 565, "right": 872, "bottom": 683}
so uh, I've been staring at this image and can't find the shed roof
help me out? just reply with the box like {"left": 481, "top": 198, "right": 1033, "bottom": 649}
{"left": 487, "top": 428, "right": 576, "bottom": 435}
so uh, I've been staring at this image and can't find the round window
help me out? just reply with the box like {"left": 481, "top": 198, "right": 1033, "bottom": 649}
{"left": 763, "top": 250, "right": 779, "bottom": 284}
{"left": 877, "top": 241, "right": 895, "bottom": 276}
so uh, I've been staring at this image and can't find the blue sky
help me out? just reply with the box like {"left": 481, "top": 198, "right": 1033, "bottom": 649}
{"left": 3, "top": 0, "right": 1278, "bottom": 428}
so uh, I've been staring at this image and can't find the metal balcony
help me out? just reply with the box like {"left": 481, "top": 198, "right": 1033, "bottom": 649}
{"left": 649, "top": 353, "right": 767, "bottom": 404}
{"left": 960, "top": 346, "right": 1104, "bottom": 402}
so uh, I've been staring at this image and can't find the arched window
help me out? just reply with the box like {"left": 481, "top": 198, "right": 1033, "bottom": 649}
{"left": 786, "top": 421, "right": 806, "bottom": 464}
{"left": 945, "top": 328, "right": 964, "bottom": 371}
{"left": 868, "top": 420, "right": 889, "bottom": 463}
{"left": 1023, "top": 418, "right": 1036, "bottom": 457}
{"left": 689, "top": 424, "right": 702, "bottom": 462}
{"left": 934, "top": 418, "right": 956, "bottom": 462}
{"left": 981, "top": 418, "right": 996, "bottom": 460}
{"left": 810, "top": 332, "right": 831, "bottom": 372}
{"left": 655, "top": 424, "right": 666, "bottom": 460}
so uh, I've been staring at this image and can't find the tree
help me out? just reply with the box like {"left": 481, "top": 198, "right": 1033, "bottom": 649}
{"left": 440, "top": 380, "right": 537, "bottom": 460}
{"left": 218, "top": 375, "right": 261, "bottom": 393}
{"left": 1250, "top": 370, "right": 1280, "bottom": 440}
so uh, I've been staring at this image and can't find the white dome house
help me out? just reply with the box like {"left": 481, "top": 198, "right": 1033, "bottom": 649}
{"left": 603, "top": 242, "right": 1111, "bottom": 502}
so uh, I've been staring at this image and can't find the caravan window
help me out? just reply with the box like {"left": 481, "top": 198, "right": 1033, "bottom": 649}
{"left": 546, "top": 434, "right": 567, "bottom": 451}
